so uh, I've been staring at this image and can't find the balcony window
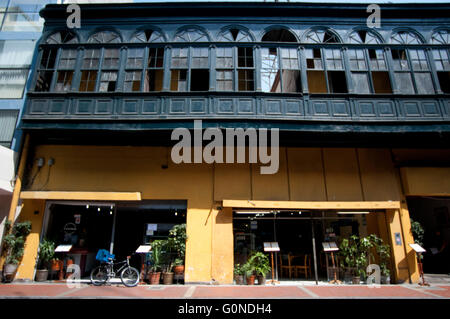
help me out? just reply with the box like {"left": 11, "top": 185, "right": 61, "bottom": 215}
{"left": 79, "top": 49, "right": 100, "bottom": 92}
{"left": 261, "top": 47, "right": 300, "bottom": 93}
{"left": 145, "top": 48, "right": 164, "bottom": 92}
{"left": 432, "top": 49, "right": 450, "bottom": 93}
{"left": 306, "top": 48, "right": 347, "bottom": 93}
{"left": 171, "top": 47, "right": 209, "bottom": 92}
{"left": 35, "top": 48, "right": 57, "bottom": 92}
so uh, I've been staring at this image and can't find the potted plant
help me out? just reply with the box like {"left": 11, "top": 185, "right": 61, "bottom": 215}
{"left": 148, "top": 239, "right": 163, "bottom": 284}
{"left": 1, "top": 220, "right": 32, "bottom": 282}
{"left": 233, "top": 264, "right": 245, "bottom": 285}
{"left": 35, "top": 238, "right": 56, "bottom": 281}
{"left": 168, "top": 224, "right": 187, "bottom": 275}
{"left": 339, "top": 235, "right": 374, "bottom": 284}
{"left": 160, "top": 239, "right": 175, "bottom": 285}
{"left": 248, "top": 252, "right": 271, "bottom": 285}
{"left": 242, "top": 260, "right": 256, "bottom": 285}
{"left": 372, "top": 236, "right": 391, "bottom": 284}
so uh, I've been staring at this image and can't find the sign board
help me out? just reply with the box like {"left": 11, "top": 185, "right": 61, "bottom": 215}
{"left": 322, "top": 242, "right": 339, "bottom": 252}
{"left": 250, "top": 221, "right": 257, "bottom": 230}
{"left": 135, "top": 245, "right": 152, "bottom": 253}
{"left": 395, "top": 232, "right": 402, "bottom": 246}
{"left": 146, "top": 224, "right": 157, "bottom": 235}
{"left": 55, "top": 245, "right": 72, "bottom": 253}
{"left": 263, "top": 242, "right": 280, "bottom": 252}
{"left": 409, "top": 243, "right": 426, "bottom": 253}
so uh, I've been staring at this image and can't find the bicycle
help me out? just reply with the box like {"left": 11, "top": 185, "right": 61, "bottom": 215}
{"left": 90, "top": 249, "right": 140, "bottom": 287}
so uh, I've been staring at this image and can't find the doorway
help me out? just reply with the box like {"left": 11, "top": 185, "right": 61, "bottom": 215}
{"left": 233, "top": 210, "right": 367, "bottom": 283}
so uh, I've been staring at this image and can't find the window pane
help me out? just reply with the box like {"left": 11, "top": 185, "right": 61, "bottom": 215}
{"left": 192, "top": 48, "right": 209, "bottom": 68}
{"left": 307, "top": 70, "right": 327, "bottom": 93}
{"left": 82, "top": 49, "right": 100, "bottom": 69}
{"left": 261, "top": 48, "right": 280, "bottom": 92}
{"left": 54, "top": 71, "right": 73, "bottom": 92}
{"left": 7, "top": 0, "right": 44, "bottom": 12}
{"left": 216, "top": 70, "right": 233, "bottom": 91}
{"left": 58, "top": 49, "right": 77, "bottom": 69}
{"left": 369, "top": 49, "right": 387, "bottom": 70}
{"left": 281, "top": 70, "right": 301, "bottom": 93}
{"left": 238, "top": 47, "right": 253, "bottom": 68}
{"left": 0, "top": 69, "right": 28, "bottom": 98}
{"left": 392, "top": 49, "right": 409, "bottom": 71}
{"left": 306, "top": 49, "right": 322, "bottom": 69}
{"left": 394, "top": 72, "right": 414, "bottom": 94}
{"left": 40, "top": 48, "right": 57, "bottom": 69}
{"left": 281, "top": 48, "right": 299, "bottom": 69}
{"left": 124, "top": 71, "right": 141, "bottom": 92}
{"left": 414, "top": 72, "right": 434, "bottom": 94}
{"left": 0, "top": 40, "right": 35, "bottom": 68}
{"left": 127, "top": 48, "right": 144, "bottom": 69}
{"left": 216, "top": 47, "right": 233, "bottom": 68}
{"left": 99, "top": 71, "right": 117, "bottom": 92}
{"left": 372, "top": 71, "right": 392, "bottom": 94}
{"left": 1, "top": 12, "right": 43, "bottom": 32}
{"left": 35, "top": 70, "right": 53, "bottom": 92}
{"left": 170, "top": 69, "right": 187, "bottom": 91}
{"left": 79, "top": 70, "right": 97, "bottom": 92}
{"left": 348, "top": 49, "right": 367, "bottom": 70}
{"left": 171, "top": 48, "right": 188, "bottom": 69}
{"left": 325, "top": 49, "right": 343, "bottom": 70}
{"left": 102, "top": 49, "right": 119, "bottom": 69}
{"left": 410, "top": 49, "right": 429, "bottom": 71}
{"left": 351, "top": 72, "right": 370, "bottom": 94}
{"left": 149, "top": 48, "right": 164, "bottom": 68}
{"left": 238, "top": 70, "right": 254, "bottom": 91}
{"left": 144, "top": 69, "right": 163, "bottom": 92}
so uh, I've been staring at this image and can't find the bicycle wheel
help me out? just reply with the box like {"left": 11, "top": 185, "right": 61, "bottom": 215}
{"left": 120, "top": 267, "right": 140, "bottom": 287}
{"left": 90, "top": 265, "right": 108, "bottom": 286}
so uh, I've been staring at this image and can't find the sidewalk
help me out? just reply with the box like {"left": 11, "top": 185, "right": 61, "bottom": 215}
{"left": 0, "top": 282, "right": 449, "bottom": 299}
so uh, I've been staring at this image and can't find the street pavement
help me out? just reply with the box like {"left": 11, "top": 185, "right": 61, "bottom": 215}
{"left": 0, "top": 282, "right": 449, "bottom": 299}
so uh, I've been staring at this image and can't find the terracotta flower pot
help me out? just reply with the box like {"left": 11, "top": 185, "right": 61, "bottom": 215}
{"left": 163, "top": 272, "right": 174, "bottom": 285}
{"left": 173, "top": 265, "right": 185, "bottom": 275}
{"left": 257, "top": 275, "right": 266, "bottom": 285}
{"left": 352, "top": 276, "right": 360, "bottom": 284}
{"left": 35, "top": 269, "right": 49, "bottom": 282}
{"left": 148, "top": 271, "right": 161, "bottom": 285}
{"left": 234, "top": 275, "right": 244, "bottom": 285}
{"left": 246, "top": 275, "right": 256, "bottom": 285}
{"left": 51, "top": 260, "right": 60, "bottom": 271}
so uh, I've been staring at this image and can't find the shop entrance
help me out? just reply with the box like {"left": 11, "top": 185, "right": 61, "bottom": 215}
{"left": 41, "top": 200, "right": 187, "bottom": 279}
{"left": 407, "top": 196, "right": 450, "bottom": 276}
{"left": 233, "top": 210, "right": 369, "bottom": 283}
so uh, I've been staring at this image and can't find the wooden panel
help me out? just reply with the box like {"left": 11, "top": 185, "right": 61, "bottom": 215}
{"left": 322, "top": 148, "right": 363, "bottom": 201}
{"left": 358, "top": 149, "right": 401, "bottom": 201}
{"left": 214, "top": 163, "right": 251, "bottom": 201}
{"left": 222, "top": 199, "right": 400, "bottom": 210}
{"left": 401, "top": 167, "right": 450, "bottom": 196}
{"left": 287, "top": 148, "right": 326, "bottom": 201}
{"left": 20, "top": 191, "right": 142, "bottom": 201}
{"left": 251, "top": 147, "right": 289, "bottom": 200}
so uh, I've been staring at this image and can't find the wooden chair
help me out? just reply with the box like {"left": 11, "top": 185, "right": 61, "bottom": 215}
{"left": 291, "top": 254, "right": 311, "bottom": 279}
{"left": 278, "top": 253, "right": 295, "bottom": 279}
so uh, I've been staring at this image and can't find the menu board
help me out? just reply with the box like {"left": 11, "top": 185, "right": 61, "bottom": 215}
{"left": 263, "top": 242, "right": 280, "bottom": 252}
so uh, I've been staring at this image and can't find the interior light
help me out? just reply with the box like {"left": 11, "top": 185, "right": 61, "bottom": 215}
{"left": 98, "top": 208, "right": 101, "bottom": 212}
{"left": 337, "top": 211, "right": 369, "bottom": 215}
{"left": 110, "top": 211, "right": 113, "bottom": 215}
{"left": 86, "top": 205, "right": 89, "bottom": 209}
{"left": 175, "top": 212, "right": 178, "bottom": 216}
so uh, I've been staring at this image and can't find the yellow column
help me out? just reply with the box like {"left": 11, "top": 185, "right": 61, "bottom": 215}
{"left": 15, "top": 199, "right": 46, "bottom": 280}
{"left": 399, "top": 200, "right": 420, "bottom": 283}
{"left": 184, "top": 200, "right": 214, "bottom": 284}
{"left": 211, "top": 207, "right": 234, "bottom": 284}
{"left": 386, "top": 208, "right": 419, "bottom": 283}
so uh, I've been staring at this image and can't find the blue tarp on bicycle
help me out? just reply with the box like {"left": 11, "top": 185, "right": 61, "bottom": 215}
{"left": 96, "top": 249, "right": 115, "bottom": 263}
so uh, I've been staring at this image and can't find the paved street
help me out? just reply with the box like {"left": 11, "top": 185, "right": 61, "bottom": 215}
{"left": 0, "top": 282, "right": 449, "bottom": 299}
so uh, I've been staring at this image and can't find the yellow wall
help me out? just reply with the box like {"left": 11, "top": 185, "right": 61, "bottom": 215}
{"left": 15, "top": 199, "right": 45, "bottom": 280}
{"left": 18, "top": 145, "right": 417, "bottom": 283}
{"left": 400, "top": 167, "right": 450, "bottom": 196}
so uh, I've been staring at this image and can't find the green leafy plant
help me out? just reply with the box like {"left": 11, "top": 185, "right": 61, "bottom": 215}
{"left": 1, "top": 220, "right": 32, "bottom": 265}
{"left": 410, "top": 218, "right": 424, "bottom": 247}
{"left": 242, "top": 259, "right": 255, "bottom": 277}
{"left": 37, "top": 238, "right": 56, "bottom": 270}
{"left": 168, "top": 223, "right": 187, "bottom": 261}
{"left": 233, "top": 263, "right": 245, "bottom": 276}
{"left": 247, "top": 252, "right": 271, "bottom": 277}
{"left": 149, "top": 239, "right": 164, "bottom": 272}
